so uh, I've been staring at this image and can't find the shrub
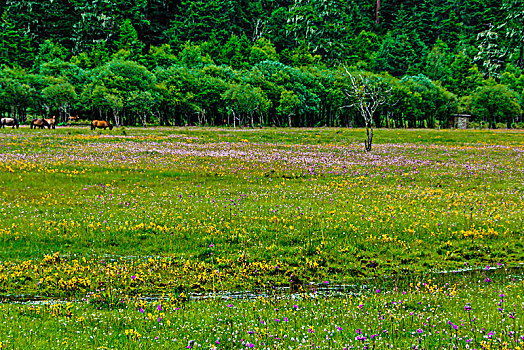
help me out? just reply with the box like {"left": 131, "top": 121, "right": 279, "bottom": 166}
{"left": 496, "top": 122, "right": 507, "bottom": 129}
{"left": 470, "top": 85, "right": 521, "bottom": 127}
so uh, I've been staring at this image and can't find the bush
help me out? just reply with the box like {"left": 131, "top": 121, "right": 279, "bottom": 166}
{"left": 517, "top": 122, "right": 524, "bottom": 129}
{"left": 468, "top": 121, "right": 489, "bottom": 129}
{"left": 470, "top": 84, "right": 522, "bottom": 127}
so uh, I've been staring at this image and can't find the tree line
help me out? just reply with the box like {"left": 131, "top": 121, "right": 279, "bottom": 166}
{"left": 0, "top": 0, "right": 523, "bottom": 128}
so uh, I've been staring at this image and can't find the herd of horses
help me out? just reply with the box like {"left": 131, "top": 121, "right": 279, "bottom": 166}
{"left": 0, "top": 116, "right": 113, "bottom": 130}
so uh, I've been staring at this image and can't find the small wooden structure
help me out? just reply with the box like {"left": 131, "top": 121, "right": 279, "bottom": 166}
{"left": 449, "top": 114, "right": 470, "bottom": 129}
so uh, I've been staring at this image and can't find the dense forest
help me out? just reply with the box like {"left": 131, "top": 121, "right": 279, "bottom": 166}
{"left": 0, "top": 0, "right": 523, "bottom": 128}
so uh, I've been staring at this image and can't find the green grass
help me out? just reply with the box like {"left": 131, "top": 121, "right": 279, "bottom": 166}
{"left": 0, "top": 271, "right": 522, "bottom": 349}
{"left": 0, "top": 126, "right": 523, "bottom": 349}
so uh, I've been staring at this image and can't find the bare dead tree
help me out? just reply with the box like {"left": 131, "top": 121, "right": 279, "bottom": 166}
{"left": 341, "top": 67, "right": 391, "bottom": 152}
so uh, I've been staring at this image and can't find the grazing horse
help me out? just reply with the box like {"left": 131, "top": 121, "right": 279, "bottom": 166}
{"left": 30, "top": 118, "right": 50, "bottom": 129}
{"left": 44, "top": 116, "right": 56, "bottom": 129}
{"left": 91, "top": 120, "right": 113, "bottom": 130}
{"left": 0, "top": 118, "right": 19, "bottom": 129}
{"left": 68, "top": 115, "right": 80, "bottom": 122}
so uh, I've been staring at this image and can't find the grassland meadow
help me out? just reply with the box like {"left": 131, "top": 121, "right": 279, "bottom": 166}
{"left": 0, "top": 127, "right": 523, "bottom": 349}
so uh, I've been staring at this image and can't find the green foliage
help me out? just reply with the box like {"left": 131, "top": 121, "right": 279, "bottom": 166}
{"left": 277, "top": 89, "right": 300, "bottom": 119}
{"left": 501, "top": 0, "right": 524, "bottom": 69}
{"left": 469, "top": 84, "right": 522, "bottom": 126}
{"left": 0, "top": 1, "right": 522, "bottom": 129}
{"left": 249, "top": 38, "right": 278, "bottom": 66}
{"left": 165, "top": 0, "right": 233, "bottom": 46}
{"left": 113, "top": 19, "right": 144, "bottom": 58}
{"left": 220, "top": 34, "right": 251, "bottom": 70}
{"left": 424, "top": 40, "right": 453, "bottom": 85}
{"left": 458, "top": 95, "right": 473, "bottom": 114}
{"left": 222, "top": 83, "right": 271, "bottom": 127}
{"left": 82, "top": 59, "right": 154, "bottom": 125}
{"left": 348, "top": 31, "right": 382, "bottom": 67}
{"left": 285, "top": 44, "right": 322, "bottom": 67}
{"left": 35, "top": 40, "right": 69, "bottom": 69}
{"left": 286, "top": 0, "right": 363, "bottom": 62}
{"left": 398, "top": 74, "right": 457, "bottom": 128}
{"left": 475, "top": 25, "right": 506, "bottom": 77}
{"left": 145, "top": 44, "right": 178, "bottom": 69}
{"left": 0, "top": 12, "right": 21, "bottom": 66}
{"left": 0, "top": 66, "right": 38, "bottom": 120}
{"left": 447, "top": 52, "right": 484, "bottom": 96}
{"left": 373, "top": 33, "right": 425, "bottom": 77}
{"left": 42, "top": 82, "right": 77, "bottom": 121}
{"left": 177, "top": 41, "right": 214, "bottom": 68}
{"left": 265, "top": 7, "right": 291, "bottom": 52}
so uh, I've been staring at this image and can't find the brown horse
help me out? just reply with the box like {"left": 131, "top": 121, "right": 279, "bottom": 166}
{"left": 0, "top": 118, "right": 19, "bottom": 129}
{"left": 44, "top": 116, "right": 56, "bottom": 129}
{"left": 30, "top": 118, "right": 50, "bottom": 129}
{"left": 91, "top": 120, "right": 113, "bottom": 130}
{"left": 68, "top": 115, "right": 80, "bottom": 122}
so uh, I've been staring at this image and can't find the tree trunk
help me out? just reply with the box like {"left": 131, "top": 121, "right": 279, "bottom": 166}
{"left": 113, "top": 110, "right": 120, "bottom": 127}
{"left": 375, "top": 0, "right": 381, "bottom": 24}
{"left": 365, "top": 124, "right": 373, "bottom": 152}
{"left": 519, "top": 44, "right": 523, "bottom": 70}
